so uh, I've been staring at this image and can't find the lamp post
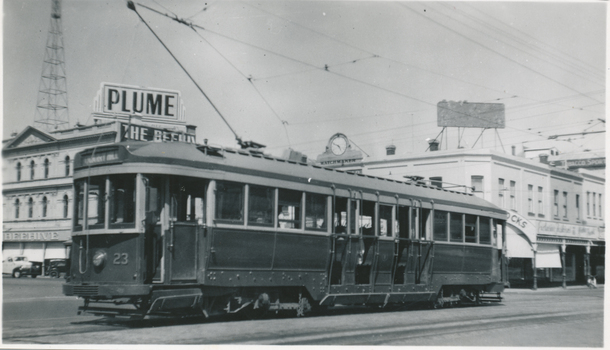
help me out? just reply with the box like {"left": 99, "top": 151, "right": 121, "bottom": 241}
{"left": 561, "top": 241, "right": 567, "bottom": 289}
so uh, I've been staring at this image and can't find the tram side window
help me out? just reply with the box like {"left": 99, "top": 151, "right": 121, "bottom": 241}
{"left": 334, "top": 197, "right": 348, "bottom": 233}
{"left": 479, "top": 217, "right": 491, "bottom": 245}
{"left": 109, "top": 175, "right": 136, "bottom": 228}
{"left": 305, "top": 193, "right": 327, "bottom": 231}
{"left": 465, "top": 214, "right": 477, "bottom": 243}
{"left": 397, "top": 206, "right": 410, "bottom": 239}
{"left": 74, "top": 181, "right": 85, "bottom": 231}
{"left": 379, "top": 204, "right": 393, "bottom": 237}
{"left": 450, "top": 213, "right": 463, "bottom": 242}
{"left": 419, "top": 208, "right": 431, "bottom": 240}
{"left": 88, "top": 177, "right": 106, "bottom": 229}
{"left": 360, "top": 200, "right": 376, "bottom": 236}
{"left": 145, "top": 175, "right": 164, "bottom": 224}
{"left": 278, "top": 188, "right": 302, "bottom": 229}
{"left": 433, "top": 210, "right": 448, "bottom": 241}
{"left": 216, "top": 181, "right": 244, "bottom": 224}
{"left": 248, "top": 185, "right": 274, "bottom": 227}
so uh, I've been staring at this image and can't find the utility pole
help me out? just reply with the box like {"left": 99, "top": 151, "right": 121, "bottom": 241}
{"left": 34, "top": 0, "right": 70, "bottom": 131}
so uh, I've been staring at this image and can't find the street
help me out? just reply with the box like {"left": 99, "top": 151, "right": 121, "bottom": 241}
{"left": 3, "top": 276, "right": 604, "bottom": 346}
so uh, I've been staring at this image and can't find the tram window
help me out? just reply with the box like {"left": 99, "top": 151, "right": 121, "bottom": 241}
{"left": 109, "top": 175, "right": 136, "bottom": 228}
{"left": 379, "top": 205, "right": 393, "bottom": 237}
{"left": 397, "top": 206, "right": 410, "bottom": 239}
{"left": 278, "top": 189, "right": 302, "bottom": 229}
{"left": 248, "top": 185, "right": 274, "bottom": 227}
{"left": 87, "top": 177, "right": 106, "bottom": 229}
{"left": 433, "top": 210, "right": 448, "bottom": 241}
{"left": 450, "top": 213, "right": 463, "bottom": 242}
{"left": 420, "top": 208, "right": 431, "bottom": 240}
{"left": 170, "top": 177, "right": 206, "bottom": 223}
{"left": 349, "top": 200, "right": 358, "bottom": 234}
{"left": 216, "top": 182, "right": 244, "bottom": 224}
{"left": 305, "top": 193, "right": 327, "bottom": 231}
{"left": 74, "top": 180, "right": 85, "bottom": 231}
{"left": 360, "top": 200, "right": 376, "bottom": 236}
{"left": 479, "top": 217, "right": 491, "bottom": 245}
{"left": 465, "top": 214, "right": 477, "bottom": 243}
{"left": 333, "top": 197, "right": 348, "bottom": 233}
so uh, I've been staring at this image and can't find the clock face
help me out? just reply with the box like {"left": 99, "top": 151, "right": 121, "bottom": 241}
{"left": 330, "top": 135, "right": 348, "bottom": 155}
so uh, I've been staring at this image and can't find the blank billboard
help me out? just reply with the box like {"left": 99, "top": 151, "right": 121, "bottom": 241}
{"left": 437, "top": 100, "right": 505, "bottom": 128}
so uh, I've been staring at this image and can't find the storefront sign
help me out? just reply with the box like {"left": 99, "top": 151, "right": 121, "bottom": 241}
{"left": 3, "top": 231, "right": 70, "bottom": 242}
{"left": 92, "top": 83, "right": 186, "bottom": 125}
{"left": 549, "top": 157, "right": 606, "bottom": 169}
{"left": 120, "top": 123, "right": 196, "bottom": 144}
{"left": 538, "top": 221, "right": 600, "bottom": 239}
{"left": 506, "top": 212, "right": 537, "bottom": 244}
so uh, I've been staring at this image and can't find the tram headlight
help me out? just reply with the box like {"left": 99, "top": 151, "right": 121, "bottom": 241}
{"left": 92, "top": 250, "right": 107, "bottom": 267}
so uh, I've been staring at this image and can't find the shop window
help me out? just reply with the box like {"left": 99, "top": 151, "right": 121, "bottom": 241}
{"left": 28, "top": 197, "right": 33, "bottom": 218}
{"left": 248, "top": 185, "right": 274, "bottom": 227}
{"left": 305, "top": 193, "right": 327, "bottom": 231}
{"left": 278, "top": 188, "right": 302, "bottom": 229}
{"left": 44, "top": 159, "right": 50, "bottom": 179}
{"left": 63, "top": 195, "right": 69, "bottom": 218}
{"left": 65, "top": 156, "right": 70, "bottom": 177}
{"left": 378, "top": 204, "right": 393, "bottom": 237}
{"left": 465, "top": 214, "right": 477, "bottom": 243}
{"left": 450, "top": 212, "right": 463, "bottom": 242}
{"left": 30, "top": 160, "right": 35, "bottom": 180}
{"left": 479, "top": 217, "right": 491, "bottom": 244}
{"left": 433, "top": 210, "right": 448, "bottom": 241}
{"left": 215, "top": 181, "right": 244, "bottom": 224}
{"left": 14, "top": 199, "right": 20, "bottom": 219}
{"left": 42, "top": 197, "right": 48, "bottom": 218}
{"left": 16, "top": 162, "right": 22, "bottom": 182}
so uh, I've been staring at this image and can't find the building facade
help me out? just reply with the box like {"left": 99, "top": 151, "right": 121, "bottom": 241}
{"left": 322, "top": 141, "right": 605, "bottom": 288}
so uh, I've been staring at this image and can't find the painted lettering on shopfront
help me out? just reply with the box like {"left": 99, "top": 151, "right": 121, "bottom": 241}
{"left": 538, "top": 221, "right": 598, "bottom": 239}
{"left": 508, "top": 213, "right": 528, "bottom": 229}
{"left": 3, "top": 232, "right": 61, "bottom": 241}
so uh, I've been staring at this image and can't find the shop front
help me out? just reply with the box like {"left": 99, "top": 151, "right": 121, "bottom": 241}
{"left": 2, "top": 229, "right": 71, "bottom": 272}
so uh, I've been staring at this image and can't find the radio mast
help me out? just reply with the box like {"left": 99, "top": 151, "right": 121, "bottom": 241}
{"left": 34, "top": 0, "right": 70, "bottom": 131}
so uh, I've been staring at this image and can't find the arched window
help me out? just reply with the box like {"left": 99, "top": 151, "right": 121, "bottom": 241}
{"left": 44, "top": 159, "right": 50, "bottom": 179}
{"left": 15, "top": 199, "right": 20, "bottom": 219}
{"left": 65, "top": 156, "right": 70, "bottom": 177}
{"left": 63, "top": 195, "right": 69, "bottom": 218}
{"left": 16, "top": 162, "right": 22, "bottom": 182}
{"left": 30, "top": 160, "right": 35, "bottom": 180}
{"left": 28, "top": 197, "right": 33, "bottom": 218}
{"left": 42, "top": 197, "right": 48, "bottom": 218}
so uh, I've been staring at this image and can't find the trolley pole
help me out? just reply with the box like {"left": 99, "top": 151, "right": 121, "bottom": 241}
{"left": 561, "top": 242, "right": 567, "bottom": 289}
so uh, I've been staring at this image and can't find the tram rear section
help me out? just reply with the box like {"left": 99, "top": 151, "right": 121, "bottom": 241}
{"left": 63, "top": 142, "right": 507, "bottom": 318}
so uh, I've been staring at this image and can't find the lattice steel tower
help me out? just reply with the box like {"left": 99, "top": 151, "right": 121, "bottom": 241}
{"left": 35, "top": 0, "right": 69, "bottom": 131}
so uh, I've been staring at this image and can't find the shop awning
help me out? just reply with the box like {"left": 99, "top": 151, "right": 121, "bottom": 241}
{"left": 536, "top": 244, "right": 562, "bottom": 268}
{"left": 506, "top": 226, "right": 534, "bottom": 258}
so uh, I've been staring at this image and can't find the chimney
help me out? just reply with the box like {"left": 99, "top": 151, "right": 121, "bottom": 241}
{"left": 539, "top": 153, "right": 549, "bottom": 164}
{"left": 511, "top": 145, "right": 516, "bottom": 156}
{"left": 386, "top": 144, "right": 396, "bottom": 156}
{"left": 428, "top": 139, "right": 439, "bottom": 151}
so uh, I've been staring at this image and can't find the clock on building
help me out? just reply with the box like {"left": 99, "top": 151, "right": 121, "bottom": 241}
{"left": 330, "top": 134, "right": 349, "bottom": 155}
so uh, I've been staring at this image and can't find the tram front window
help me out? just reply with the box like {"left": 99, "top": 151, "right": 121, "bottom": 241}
{"left": 87, "top": 177, "right": 106, "bottom": 229}
{"left": 109, "top": 175, "right": 136, "bottom": 228}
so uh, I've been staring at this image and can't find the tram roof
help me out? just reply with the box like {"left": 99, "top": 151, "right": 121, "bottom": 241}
{"left": 76, "top": 141, "right": 506, "bottom": 216}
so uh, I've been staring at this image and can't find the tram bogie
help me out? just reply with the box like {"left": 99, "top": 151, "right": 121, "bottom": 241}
{"left": 64, "top": 141, "right": 508, "bottom": 319}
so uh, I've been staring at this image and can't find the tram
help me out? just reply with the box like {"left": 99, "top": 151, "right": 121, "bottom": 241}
{"left": 63, "top": 140, "right": 507, "bottom": 318}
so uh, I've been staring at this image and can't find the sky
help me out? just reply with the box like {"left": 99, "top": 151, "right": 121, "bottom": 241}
{"left": 3, "top": 1, "right": 607, "bottom": 160}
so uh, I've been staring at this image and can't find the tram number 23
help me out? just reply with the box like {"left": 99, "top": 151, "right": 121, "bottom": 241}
{"left": 113, "top": 253, "right": 129, "bottom": 265}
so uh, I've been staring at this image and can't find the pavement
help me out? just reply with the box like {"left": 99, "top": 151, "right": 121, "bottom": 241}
{"left": 503, "top": 284, "right": 603, "bottom": 293}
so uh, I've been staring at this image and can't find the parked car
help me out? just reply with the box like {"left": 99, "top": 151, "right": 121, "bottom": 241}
{"left": 2, "top": 256, "right": 42, "bottom": 278}
{"left": 46, "top": 259, "right": 70, "bottom": 278}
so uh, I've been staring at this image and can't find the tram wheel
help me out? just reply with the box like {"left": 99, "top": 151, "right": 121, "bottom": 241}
{"left": 243, "top": 293, "right": 270, "bottom": 320}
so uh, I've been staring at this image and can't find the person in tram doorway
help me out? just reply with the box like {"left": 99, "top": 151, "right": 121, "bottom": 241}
{"left": 587, "top": 275, "right": 597, "bottom": 289}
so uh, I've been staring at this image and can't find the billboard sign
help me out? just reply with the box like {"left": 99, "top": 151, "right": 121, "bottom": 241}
{"left": 438, "top": 100, "right": 505, "bottom": 128}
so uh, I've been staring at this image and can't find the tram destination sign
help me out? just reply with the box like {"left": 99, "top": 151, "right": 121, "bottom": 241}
{"left": 120, "top": 123, "right": 196, "bottom": 144}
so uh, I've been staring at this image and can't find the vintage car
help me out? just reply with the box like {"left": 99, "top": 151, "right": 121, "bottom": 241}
{"left": 2, "top": 256, "right": 42, "bottom": 278}
{"left": 46, "top": 259, "right": 70, "bottom": 278}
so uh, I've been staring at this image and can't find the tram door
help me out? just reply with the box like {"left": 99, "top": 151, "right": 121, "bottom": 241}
{"left": 330, "top": 197, "right": 363, "bottom": 286}
{"left": 167, "top": 177, "right": 206, "bottom": 282}
{"left": 393, "top": 205, "right": 434, "bottom": 286}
